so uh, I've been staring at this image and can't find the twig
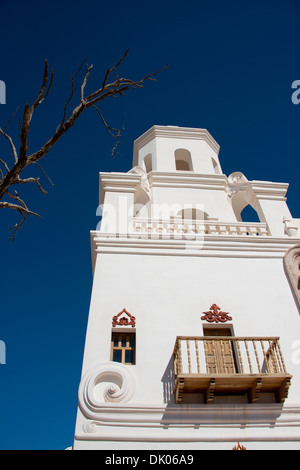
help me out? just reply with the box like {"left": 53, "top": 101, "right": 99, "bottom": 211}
{"left": 92, "top": 105, "right": 125, "bottom": 157}
{"left": 60, "top": 56, "right": 88, "bottom": 128}
{"left": 0, "top": 128, "right": 18, "bottom": 164}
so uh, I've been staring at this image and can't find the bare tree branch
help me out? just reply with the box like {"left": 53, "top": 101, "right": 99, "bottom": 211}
{"left": 31, "top": 60, "right": 54, "bottom": 110}
{"left": 3, "top": 106, "right": 20, "bottom": 132}
{"left": 1, "top": 189, "right": 42, "bottom": 240}
{"left": 0, "top": 158, "right": 10, "bottom": 173}
{"left": 81, "top": 63, "right": 93, "bottom": 102}
{"left": 0, "top": 127, "right": 18, "bottom": 163}
{"left": 59, "top": 56, "right": 87, "bottom": 129}
{"left": 8, "top": 213, "right": 29, "bottom": 240}
{"left": 101, "top": 49, "right": 129, "bottom": 91}
{"left": 0, "top": 196, "right": 40, "bottom": 217}
{"left": 33, "top": 161, "right": 54, "bottom": 187}
{"left": 16, "top": 176, "right": 47, "bottom": 195}
{"left": 92, "top": 105, "right": 125, "bottom": 157}
{"left": 0, "top": 51, "right": 168, "bottom": 238}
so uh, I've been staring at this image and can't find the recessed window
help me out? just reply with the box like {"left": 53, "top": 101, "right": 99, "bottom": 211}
{"left": 111, "top": 332, "right": 136, "bottom": 365}
{"left": 175, "top": 149, "right": 193, "bottom": 171}
{"left": 176, "top": 159, "right": 190, "bottom": 170}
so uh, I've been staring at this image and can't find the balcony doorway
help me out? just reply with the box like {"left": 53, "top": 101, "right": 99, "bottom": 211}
{"left": 204, "top": 328, "right": 238, "bottom": 374}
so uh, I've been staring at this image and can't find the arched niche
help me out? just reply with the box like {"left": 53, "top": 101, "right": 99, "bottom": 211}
{"left": 175, "top": 149, "right": 193, "bottom": 171}
{"left": 177, "top": 208, "right": 209, "bottom": 221}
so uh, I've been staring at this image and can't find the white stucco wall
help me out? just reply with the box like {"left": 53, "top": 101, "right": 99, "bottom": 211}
{"left": 73, "top": 126, "right": 300, "bottom": 450}
{"left": 80, "top": 251, "right": 300, "bottom": 405}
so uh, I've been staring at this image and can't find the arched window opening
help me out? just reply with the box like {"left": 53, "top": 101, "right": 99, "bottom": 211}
{"left": 240, "top": 204, "right": 260, "bottom": 223}
{"left": 178, "top": 208, "right": 209, "bottom": 221}
{"left": 175, "top": 149, "right": 193, "bottom": 171}
{"left": 144, "top": 153, "right": 152, "bottom": 173}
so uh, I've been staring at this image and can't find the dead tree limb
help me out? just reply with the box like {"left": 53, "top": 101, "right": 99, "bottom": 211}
{"left": 0, "top": 51, "right": 167, "bottom": 239}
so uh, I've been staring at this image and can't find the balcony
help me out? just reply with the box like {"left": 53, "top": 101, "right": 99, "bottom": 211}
{"left": 133, "top": 218, "right": 269, "bottom": 238}
{"left": 173, "top": 336, "right": 292, "bottom": 404}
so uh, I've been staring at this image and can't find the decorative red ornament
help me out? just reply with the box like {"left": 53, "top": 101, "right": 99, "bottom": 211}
{"left": 112, "top": 308, "right": 136, "bottom": 328}
{"left": 232, "top": 442, "right": 246, "bottom": 450}
{"left": 201, "top": 304, "right": 232, "bottom": 323}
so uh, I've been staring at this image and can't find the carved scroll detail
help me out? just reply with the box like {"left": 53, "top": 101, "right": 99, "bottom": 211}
{"left": 78, "top": 362, "right": 136, "bottom": 420}
{"left": 283, "top": 244, "right": 300, "bottom": 309}
{"left": 201, "top": 304, "right": 232, "bottom": 323}
{"left": 112, "top": 308, "right": 136, "bottom": 327}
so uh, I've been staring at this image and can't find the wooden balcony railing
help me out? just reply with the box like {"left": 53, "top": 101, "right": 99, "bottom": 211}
{"left": 173, "top": 336, "right": 292, "bottom": 404}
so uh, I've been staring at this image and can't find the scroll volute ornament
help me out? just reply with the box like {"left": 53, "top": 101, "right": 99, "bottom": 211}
{"left": 201, "top": 304, "right": 232, "bottom": 323}
{"left": 112, "top": 308, "right": 136, "bottom": 327}
{"left": 283, "top": 244, "right": 300, "bottom": 309}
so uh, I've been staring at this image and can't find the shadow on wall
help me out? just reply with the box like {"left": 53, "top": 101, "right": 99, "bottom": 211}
{"left": 160, "top": 401, "right": 284, "bottom": 428}
{"left": 161, "top": 356, "right": 176, "bottom": 404}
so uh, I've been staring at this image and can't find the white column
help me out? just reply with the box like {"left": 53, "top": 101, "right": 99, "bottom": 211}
{"left": 98, "top": 173, "right": 140, "bottom": 235}
{"left": 250, "top": 181, "right": 292, "bottom": 237}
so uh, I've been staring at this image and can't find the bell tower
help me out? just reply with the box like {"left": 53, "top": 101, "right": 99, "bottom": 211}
{"left": 72, "top": 125, "right": 300, "bottom": 450}
{"left": 133, "top": 125, "right": 222, "bottom": 174}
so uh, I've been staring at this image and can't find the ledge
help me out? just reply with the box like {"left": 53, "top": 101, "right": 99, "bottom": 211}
{"left": 90, "top": 230, "right": 300, "bottom": 263}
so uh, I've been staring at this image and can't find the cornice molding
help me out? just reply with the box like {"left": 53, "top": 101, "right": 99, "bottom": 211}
{"left": 148, "top": 172, "right": 228, "bottom": 190}
{"left": 98, "top": 170, "right": 290, "bottom": 203}
{"left": 133, "top": 125, "right": 220, "bottom": 156}
{"left": 75, "top": 401, "right": 300, "bottom": 444}
{"left": 250, "top": 181, "right": 289, "bottom": 201}
{"left": 99, "top": 172, "right": 141, "bottom": 204}
{"left": 77, "top": 401, "right": 300, "bottom": 425}
{"left": 90, "top": 230, "right": 300, "bottom": 261}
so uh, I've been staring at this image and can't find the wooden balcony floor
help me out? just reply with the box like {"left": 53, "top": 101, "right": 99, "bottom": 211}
{"left": 174, "top": 373, "right": 292, "bottom": 404}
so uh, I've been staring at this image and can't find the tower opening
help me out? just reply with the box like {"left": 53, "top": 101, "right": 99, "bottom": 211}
{"left": 175, "top": 149, "right": 193, "bottom": 171}
{"left": 240, "top": 204, "right": 260, "bottom": 223}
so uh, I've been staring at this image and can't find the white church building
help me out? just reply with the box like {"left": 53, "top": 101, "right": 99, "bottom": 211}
{"left": 72, "top": 125, "right": 300, "bottom": 450}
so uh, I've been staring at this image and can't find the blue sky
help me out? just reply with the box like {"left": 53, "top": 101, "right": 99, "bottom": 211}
{"left": 0, "top": 0, "right": 300, "bottom": 449}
